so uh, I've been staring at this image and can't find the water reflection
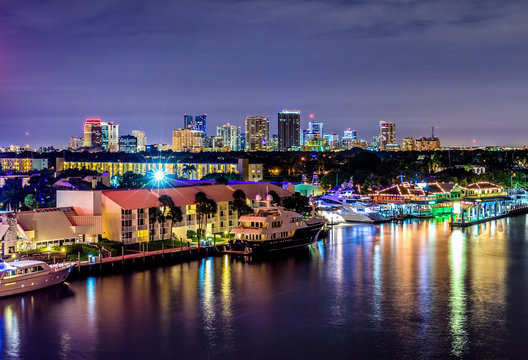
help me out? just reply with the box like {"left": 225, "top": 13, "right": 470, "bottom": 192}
{"left": 449, "top": 230, "right": 468, "bottom": 357}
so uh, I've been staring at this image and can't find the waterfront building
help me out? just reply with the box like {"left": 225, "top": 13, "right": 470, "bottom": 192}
{"left": 0, "top": 158, "right": 48, "bottom": 173}
{"left": 378, "top": 121, "right": 396, "bottom": 151}
{"left": 131, "top": 130, "right": 147, "bottom": 151}
{"left": 58, "top": 158, "right": 263, "bottom": 181}
{"left": 184, "top": 114, "right": 207, "bottom": 136}
{"left": 216, "top": 123, "right": 241, "bottom": 151}
{"left": 278, "top": 110, "right": 301, "bottom": 150}
{"left": 119, "top": 135, "right": 138, "bottom": 153}
{"left": 172, "top": 129, "right": 203, "bottom": 152}
{"left": 57, "top": 183, "right": 292, "bottom": 244}
{"left": 245, "top": 116, "right": 269, "bottom": 152}
{"left": 69, "top": 136, "right": 83, "bottom": 150}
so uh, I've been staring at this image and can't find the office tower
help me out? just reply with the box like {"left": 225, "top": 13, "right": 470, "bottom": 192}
{"left": 119, "top": 135, "right": 138, "bottom": 153}
{"left": 69, "top": 136, "right": 83, "bottom": 150}
{"left": 343, "top": 128, "right": 357, "bottom": 141}
{"left": 83, "top": 118, "right": 103, "bottom": 148}
{"left": 172, "top": 129, "right": 203, "bottom": 152}
{"left": 278, "top": 110, "right": 300, "bottom": 150}
{"left": 308, "top": 121, "right": 323, "bottom": 136}
{"left": 184, "top": 114, "right": 207, "bottom": 136}
{"left": 131, "top": 130, "right": 147, "bottom": 151}
{"left": 378, "top": 121, "right": 396, "bottom": 151}
{"left": 216, "top": 123, "right": 241, "bottom": 151}
{"left": 239, "top": 134, "right": 246, "bottom": 151}
{"left": 245, "top": 116, "right": 270, "bottom": 152}
{"left": 102, "top": 122, "right": 119, "bottom": 152}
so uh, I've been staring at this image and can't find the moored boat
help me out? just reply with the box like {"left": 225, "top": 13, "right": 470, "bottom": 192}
{"left": 0, "top": 259, "right": 74, "bottom": 298}
{"left": 227, "top": 201, "right": 326, "bottom": 255}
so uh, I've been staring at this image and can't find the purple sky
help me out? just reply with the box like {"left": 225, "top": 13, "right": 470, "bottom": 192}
{"left": 1, "top": 0, "right": 527, "bottom": 148}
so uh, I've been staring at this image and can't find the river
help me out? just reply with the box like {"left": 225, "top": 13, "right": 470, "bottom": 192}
{"left": 2, "top": 216, "right": 528, "bottom": 359}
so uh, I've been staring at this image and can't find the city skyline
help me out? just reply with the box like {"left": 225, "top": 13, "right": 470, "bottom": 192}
{"left": 1, "top": 0, "right": 528, "bottom": 147}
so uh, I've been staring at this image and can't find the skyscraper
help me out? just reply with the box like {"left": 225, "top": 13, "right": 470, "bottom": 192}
{"left": 172, "top": 129, "right": 203, "bottom": 152}
{"left": 278, "top": 110, "right": 300, "bottom": 150}
{"left": 131, "top": 130, "right": 147, "bottom": 151}
{"left": 216, "top": 123, "right": 241, "bottom": 151}
{"left": 83, "top": 118, "right": 103, "bottom": 148}
{"left": 101, "top": 122, "right": 119, "bottom": 152}
{"left": 184, "top": 114, "right": 207, "bottom": 136}
{"left": 245, "top": 116, "right": 269, "bottom": 152}
{"left": 378, "top": 121, "right": 396, "bottom": 151}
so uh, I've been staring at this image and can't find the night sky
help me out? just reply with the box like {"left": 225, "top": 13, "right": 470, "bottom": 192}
{"left": 1, "top": 0, "right": 527, "bottom": 148}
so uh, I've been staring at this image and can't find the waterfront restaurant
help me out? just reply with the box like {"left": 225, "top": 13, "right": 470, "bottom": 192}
{"left": 57, "top": 183, "right": 292, "bottom": 244}
{"left": 451, "top": 182, "right": 510, "bottom": 225}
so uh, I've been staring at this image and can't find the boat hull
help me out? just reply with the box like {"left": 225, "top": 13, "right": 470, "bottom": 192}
{"left": 0, "top": 266, "right": 72, "bottom": 298}
{"left": 228, "top": 221, "right": 325, "bottom": 255}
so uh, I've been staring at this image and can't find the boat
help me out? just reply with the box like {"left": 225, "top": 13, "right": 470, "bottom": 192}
{"left": 316, "top": 195, "right": 389, "bottom": 223}
{"left": 0, "top": 259, "right": 74, "bottom": 298}
{"left": 227, "top": 199, "right": 326, "bottom": 255}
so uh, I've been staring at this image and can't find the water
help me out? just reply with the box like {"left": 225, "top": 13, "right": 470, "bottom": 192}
{"left": 2, "top": 216, "right": 528, "bottom": 359}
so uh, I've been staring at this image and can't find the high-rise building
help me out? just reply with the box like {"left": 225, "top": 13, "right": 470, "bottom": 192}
{"left": 343, "top": 128, "right": 357, "bottom": 141}
{"left": 245, "top": 116, "right": 269, "bottom": 152}
{"left": 172, "top": 129, "right": 203, "bottom": 152}
{"left": 323, "top": 133, "right": 340, "bottom": 149}
{"left": 131, "top": 130, "right": 147, "bottom": 152}
{"left": 184, "top": 114, "right": 207, "bottom": 136}
{"left": 216, "top": 123, "right": 241, "bottom": 151}
{"left": 278, "top": 110, "right": 300, "bottom": 151}
{"left": 102, "top": 122, "right": 119, "bottom": 152}
{"left": 378, "top": 121, "right": 396, "bottom": 151}
{"left": 69, "top": 136, "right": 83, "bottom": 150}
{"left": 83, "top": 118, "right": 103, "bottom": 148}
{"left": 119, "top": 135, "right": 138, "bottom": 153}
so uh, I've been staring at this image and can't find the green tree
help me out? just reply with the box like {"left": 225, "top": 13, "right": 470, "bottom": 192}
{"left": 283, "top": 192, "right": 311, "bottom": 216}
{"left": 158, "top": 195, "right": 183, "bottom": 242}
{"left": 0, "top": 179, "right": 26, "bottom": 212}
{"left": 120, "top": 172, "right": 145, "bottom": 189}
{"left": 24, "top": 194, "right": 39, "bottom": 210}
{"left": 182, "top": 164, "right": 197, "bottom": 179}
{"left": 231, "top": 189, "right": 253, "bottom": 217}
{"left": 267, "top": 190, "right": 281, "bottom": 206}
{"left": 194, "top": 191, "right": 217, "bottom": 238}
{"left": 148, "top": 206, "right": 162, "bottom": 242}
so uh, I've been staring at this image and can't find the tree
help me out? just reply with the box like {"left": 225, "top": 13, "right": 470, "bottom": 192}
{"left": 148, "top": 206, "right": 162, "bottom": 242}
{"left": 194, "top": 191, "right": 217, "bottom": 238}
{"left": 231, "top": 189, "right": 253, "bottom": 217}
{"left": 24, "top": 194, "right": 39, "bottom": 210}
{"left": 283, "top": 192, "right": 311, "bottom": 216}
{"left": 158, "top": 195, "right": 183, "bottom": 242}
{"left": 182, "top": 164, "right": 197, "bottom": 179}
{"left": 268, "top": 190, "right": 281, "bottom": 206}
{"left": 0, "top": 179, "right": 26, "bottom": 212}
{"left": 120, "top": 172, "right": 145, "bottom": 189}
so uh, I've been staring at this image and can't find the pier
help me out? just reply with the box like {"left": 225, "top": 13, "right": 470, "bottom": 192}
{"left": 71, "top": 244, "right": 226, "bottom": 277}
{"left": 450, "top": 203, "right": 528, "bottom": 228}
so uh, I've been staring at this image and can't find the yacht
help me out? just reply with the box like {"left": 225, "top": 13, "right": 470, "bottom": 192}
{"left": 0, "top": 259, "right": 73, "bottom": 297}
{"left": 317, "top": 195, "right": 389, "bottom": 224}
{"left": 227, "top": 200, "right": 326, "bottom": 255}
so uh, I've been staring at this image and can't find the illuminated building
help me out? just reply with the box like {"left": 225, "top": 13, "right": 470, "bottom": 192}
{"left": 323, "top": 133, "right": 340, "bottom": 149}
{"left": 416, "top": 127, "right": 441, "bottom": 150}
{"left": 302, "top": 137, "right": 329, "bottom": 152}
{"left": 402, "top": 137, "right": 416, "bottom": 151}
{"left": 304, "top": 121, "right": 324, "bottom": 143}
{"left": 119, "top": 135, "right": 138, "bottom": 153}
{"left": 102, "top": 122, "right": 119, "bottom": 152}
{"left": 0, "top": 158, "right": 48, "bottom": 173}
{"left": 69, "top": 136, "right": 83, "bottom": 150}
{"left": 184, "top": 114, "right": 207, "bottom": 136}
{"left": 83, "top": 118, "right": 103, "bottom": 148}
{"left": 216, "top": 123, "right": 241, "bottom": 151}
{"left": 343, "top": 129, "right": 357, "bottom": 141}
{"left": 278, "top": 110, "right": 300, "bottom": 150}
{"left": 57, "top": 183, "right": 291, "bottom": 244}
{"left": 172, "top": 129, "right": 203, "bottom": 152}
{"left": 245, "top": 116, "right": 269, "bottom": 151}
{"left": 378, "top": 121, "right": 396, "bottom": 151}
{"left": 131, "top": 130, "right": 147, "bottom": 152}
{"left": 58, "top": 158, "right": 263, "bottom": 181}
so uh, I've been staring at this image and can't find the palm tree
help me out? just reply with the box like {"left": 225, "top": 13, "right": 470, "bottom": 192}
{"left": 195, "top": 192, "right": 217, "bottom": 239}
{"left": 182, "top": 164, "right": 197, "bottom": 180}
{"left": 158, "top": 195, "right": 183, "bottom": 243}
{"left": 148, "top": 206, "right": 162, "bottom": 242}
{"left": 0, "top": 179, "right": 26, "bottom": 212}
{"left": 231, "top": 189, "right": 253, "bottom": 217}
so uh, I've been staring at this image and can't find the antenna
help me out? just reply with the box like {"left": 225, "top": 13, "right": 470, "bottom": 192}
{"left": 431, "top": 126, "right": 435, "bottom": 138}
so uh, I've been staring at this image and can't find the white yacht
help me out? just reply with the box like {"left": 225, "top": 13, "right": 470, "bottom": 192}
{"left": 228, "top": 200, "right": 326, "bottom": 255}
{"left": 317, "top": 195, "right": 389, "bottom": 224}
{"left": 0, "top": 259, "right": 73, "bottom": 297}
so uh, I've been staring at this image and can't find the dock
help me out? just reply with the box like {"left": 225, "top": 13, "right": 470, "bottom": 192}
{"left": 450, "top": 204, "right": 528, "bottom": 228}
{"left": 71, "top": 244, "right": 226, "bottom": 277}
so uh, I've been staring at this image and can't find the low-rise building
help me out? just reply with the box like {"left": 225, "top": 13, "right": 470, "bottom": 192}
{"left": 0, "top": 158, "right": 48, "bottom": 173}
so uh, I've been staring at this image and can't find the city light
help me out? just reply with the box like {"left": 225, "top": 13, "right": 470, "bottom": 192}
{"left": 154, "top": 169, "right": 165, "bottom": 182}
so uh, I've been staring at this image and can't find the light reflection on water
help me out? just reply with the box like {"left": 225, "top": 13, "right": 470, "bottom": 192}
{"left": 1, "top": 216, "right": 528, "bottom": 359}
